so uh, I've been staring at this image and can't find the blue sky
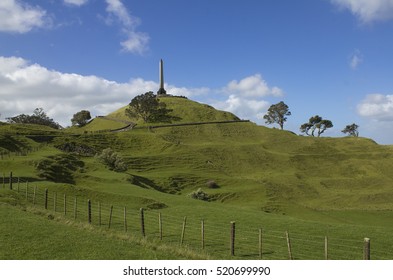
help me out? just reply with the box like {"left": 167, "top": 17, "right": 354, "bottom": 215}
{"left": 1, "top": 0, "right": 393, "bottom": 144}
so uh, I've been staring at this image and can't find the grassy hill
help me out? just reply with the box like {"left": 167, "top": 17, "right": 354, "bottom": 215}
{"left": 2, "top": 98, "right": 393, "bottom": 260}
{"left": 79, "top": 96, "right": 240, "bottom": 132}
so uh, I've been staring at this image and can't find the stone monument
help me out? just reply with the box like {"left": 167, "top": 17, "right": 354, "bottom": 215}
{"left": 157, "top": 59, "right": 167, "bottom": 96}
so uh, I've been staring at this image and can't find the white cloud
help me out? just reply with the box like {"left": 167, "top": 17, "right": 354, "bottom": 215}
{"left": 224, "top": 74, "right": 283, "bottom": 98}
{"left": 0, "top": 56, "right": 156, "bottom": 126}
{"left": 0, "top": 0, "right": 49, "bottom": 33}
{"left": 331, "top": 0, "right": 393, "bottom": 23}
{"left": 121, "top": 31, "right": 150, "bottom": 55}
{"left": 212, "top": 74, "right": 284, "bottom": 121}
{"left": 349, "top": 49, "right": 363, "bottom": 70}
{"left": 64, "top": 0, "right": 89, "bottom": 6}
{"left": 357, "top": 93, "right": 393, "bottom": 121}
{"left": 105, "top": 0, "right": 149, "bottom": 54}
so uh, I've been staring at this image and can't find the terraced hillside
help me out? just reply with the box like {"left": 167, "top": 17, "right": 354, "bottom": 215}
{"left": 2, "top": 97, "right": 393, "bottom": 259}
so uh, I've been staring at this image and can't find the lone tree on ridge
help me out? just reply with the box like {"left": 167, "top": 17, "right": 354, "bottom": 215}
{"left": 342, "top": 123, "right": 359, "bottom": 137}
{"left": 71, "top": 110, "right": 91, "bottom": 127}
{"left": 300, "top": 115, "right": 333, "bottom": 137}
{"left": 126, "top": 91, "right": 174, "bottom": 123}
{"left": 263, "top": 101, "right": 291, "bottom": 130}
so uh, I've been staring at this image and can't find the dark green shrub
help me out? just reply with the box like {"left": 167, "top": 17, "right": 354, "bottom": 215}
{"left": 188, "top": 188, "right": 209, "bottom": 201}
{"left": 97, "top": 148, "right": 127, "bottom": 172}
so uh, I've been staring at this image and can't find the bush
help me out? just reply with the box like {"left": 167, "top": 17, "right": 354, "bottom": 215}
{"left": 188, "top": 188, "right": 209, "bottom": 201}
{"left": 97, "top": 148, "right": 127, "bottom": 172}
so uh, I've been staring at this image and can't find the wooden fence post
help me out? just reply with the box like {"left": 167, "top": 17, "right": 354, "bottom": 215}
{"left": 286, "top": 231, "right": 293, "bottom": 260}
{"left": 108, "top": 205, "right": 113, "bottom": 229}
{"left": 180, "top": 216, "right": 187, "bottom": 245}
{"left": 33, "top": 186, "right": 36, "bottom": 205}
{"left": 201, "top": 219, "right": 205, "bottom": 249}
{"left": 2, "top": 173, "right": 4, "bottom": 188}
{"left": 64, "top": 194, "right": 67, "bottom": 216}
{"left": 44, "top": 188, "right": 48, "bottom": 209}
{"left": 98, "top": 202, "right": 101, "bottom": 226}
{"left": 140, "top": 208, "right": 145, "bottom": 237}
{"left": 9, "top": 172, "right": 12, "bottom": 190}
{"left": 25, "top": 181, "right": 29, "bottom": 200}
{"left": 124, "top": 206, "right": 127, "bottom": 232}
{"left": 17, "top": 177, "right": 20, "bottom": 192}
{"left": 74, "top": 197, "right": 77, "bottom": 220}
{"left": 259, "top": 228, "right": 263, "bottom": 259}
{"left": 159, "top": 212, "right": 163, "bottom": 240}
{"left": 53, "top": 192, "right": 57, "bottom": 212}
{"left": 230, "top": 221, "right": 236, "bottom": 256}
{"left": 88, "top": 199, "right": 91, "bottom": 224}
{"left": 364, "top": 238, "right": 371, "bottom": 260}
{"left": 325, "top": 236, "right": 329, "bottom": 260}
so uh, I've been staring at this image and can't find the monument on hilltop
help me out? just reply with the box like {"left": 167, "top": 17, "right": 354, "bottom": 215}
{"left": 157, "top": 59, "right": 167, "bottom": 96}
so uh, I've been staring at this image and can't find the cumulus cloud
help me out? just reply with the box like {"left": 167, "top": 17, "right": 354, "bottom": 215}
{"left": 105, "top": 0, "right": 149, "bottom": 54}
{"left": 224, "top": 74, "right": 284, "bottom": 98}
{"left": 357, "top": 93, "right": 393, "bottom": 121}
{"left": 0, "top": 0, "right": 49, "bottom": 33}
{"left": 331, "top": 0, "right": 393, "bottom": 23}
{"left": 213, "top": 74, "right": 284, "bottom": 121}
{"left": 0, "top": 56, "right": 156, "bottom": 126}
{"left": 64, "top": 0, "right": 89, "bottom": 6}
{"left": 349, "top": 49, "right": 363, "bottom": 70}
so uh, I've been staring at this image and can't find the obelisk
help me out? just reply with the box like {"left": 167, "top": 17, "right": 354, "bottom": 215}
{"left": 157, "top": 59, "right": 167, "bottom": 96}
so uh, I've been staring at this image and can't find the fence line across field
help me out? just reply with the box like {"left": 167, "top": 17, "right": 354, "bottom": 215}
{"left": 0, "top": 172, "right": 381, "bottom": 260}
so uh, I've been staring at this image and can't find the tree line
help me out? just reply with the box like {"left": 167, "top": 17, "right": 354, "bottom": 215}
{"left": 263, "top": 101, "right": 359, "bottom": 137}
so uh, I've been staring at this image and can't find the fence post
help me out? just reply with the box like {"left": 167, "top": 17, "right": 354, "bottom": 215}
{"left": 124, "top": 206, "right": 127, "bottom": 232}
{"left": 2, "top": 172, "right": 4, "bottom": 188}
{"left": 108, "top": 205, "right": 113, "bottom": 229}
{"left": 74, "top": 197, "right": 77, "bottom": 220}
{"left": 64, "top": 194, "right": 67, "bottom": 216}
{"left": 17, "top": 177, "right": 20, "bottom": 192}
{"left": 201, "top": 219, "right": 205, "bottom": 249}
{"left": 88, "top": 199, "right": 91, "bottom": 224}
{"left": 98, "top": 202, "right": 101, "bottom": 226}
{"left": 44, "top": 189, "right": 48, "bottom": 209}
{"left": 180, "top": 216, "right": 187, "bottom": 245}
{"left": 259, "top": 228, "right": 263, "bottom": 259}
{"left": 9, "top": 172, "right": 12, "bottom": 190}
{"left": 230, "top": 221, "right": 236, "bottom": 256}
{"left": 33, "top": 186, "right": 36, "bottom": 205}
{"left": 25, "top": 181, "right": 29, "bottom": 200}
{"left": 363, "top": 238, "right": 371, "bottom": 260}
{"left": 53, "top": 192, "right": 57, "bottom": 212}
{"left": 286, "top": 231, "right": 293, "bottom": 260}
{"left": 325, "top": 236, "right": 329, "bottom": 260}
{"left": 159, "top": 212, "right": 163, "bottom": 240}
{"left": 140, "top": 208, "right": 145, "bottom": 237}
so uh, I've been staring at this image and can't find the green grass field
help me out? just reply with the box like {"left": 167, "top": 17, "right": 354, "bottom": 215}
{"left": 2, "top": 96, "right": 393, "bottom": 260}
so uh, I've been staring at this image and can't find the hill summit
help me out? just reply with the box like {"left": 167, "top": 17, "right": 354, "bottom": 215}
{"left": 82, "top": 96, "right": 241, "bottom": 132}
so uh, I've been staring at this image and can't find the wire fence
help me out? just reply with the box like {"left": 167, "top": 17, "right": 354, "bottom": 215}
{"left": 1, "top": 172, "right": 389, "bottom": 260}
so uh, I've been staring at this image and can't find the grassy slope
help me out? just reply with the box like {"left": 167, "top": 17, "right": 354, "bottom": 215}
{"left": 0, "top": 191, "right": 206, "bottom": 260}
{"left": 2, "top": 99, "right": 393, "bottom": 259}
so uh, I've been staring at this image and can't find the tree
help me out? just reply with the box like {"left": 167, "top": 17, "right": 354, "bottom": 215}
{"left": 263, "top": 101, "right": 291, "bottom": 130}
{"left": 6, "top": 108, "right": 61, "bottom": 129}
{"left": 342, "top": 123, "right": 359, "bottom": 137}
{"left": 125, "top": 91, "right": 174, "bottom": 123}
{"left": 300, "top": 115, "right": 333, "bottom": 137}
{"left": 71, "top": 110, "right": 91, "bottom": 127}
